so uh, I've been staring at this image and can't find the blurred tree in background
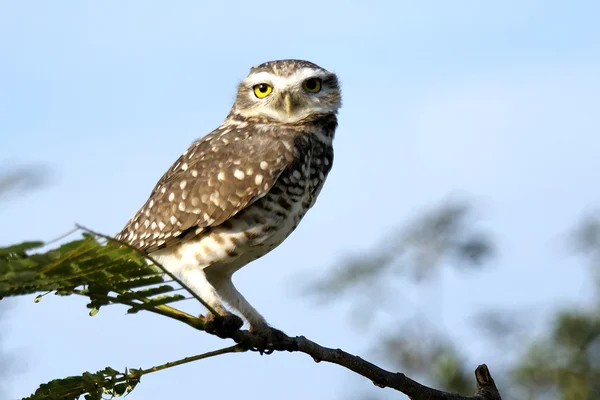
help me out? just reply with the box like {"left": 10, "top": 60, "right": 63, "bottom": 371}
{"left": 0, "top": 165, "right": 48, "bottom": 399}
{"left": 509, "top": 216, "right": 600, "bottom": 399}
{"left": 309, "top": 200, "right": 599, "bottom": 400}
{"left": 0, "top": 166, "right": 47, "bottom": 204}
{"left": 0, "top": 304, "right": 13, "bottom": 399}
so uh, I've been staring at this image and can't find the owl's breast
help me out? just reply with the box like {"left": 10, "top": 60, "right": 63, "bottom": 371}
{"left": 228, "top": 135, "right": 332, "bottom": 250}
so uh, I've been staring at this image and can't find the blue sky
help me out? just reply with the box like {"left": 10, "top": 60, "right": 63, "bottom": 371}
{"left": 1, "top": 1, "right": 599, "bottom": 399}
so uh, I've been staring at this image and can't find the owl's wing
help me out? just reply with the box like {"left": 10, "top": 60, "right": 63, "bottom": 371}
{"left": 116, "top": 129, "right": 296, "bottom": 253}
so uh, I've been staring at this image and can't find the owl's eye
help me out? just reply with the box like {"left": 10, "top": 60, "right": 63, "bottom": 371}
{"left": 302, "top": 78, "right": 322, "bottom": 93}
{"left": 253, "top": 83, "right": 273, "bottom": 98}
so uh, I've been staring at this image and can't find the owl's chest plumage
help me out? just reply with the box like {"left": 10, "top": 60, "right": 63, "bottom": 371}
{"left": 219, "top": 131, "right": 333, "bottom": 268}
{"left": 247, "top": 131, "right": 333, "bottom": 240}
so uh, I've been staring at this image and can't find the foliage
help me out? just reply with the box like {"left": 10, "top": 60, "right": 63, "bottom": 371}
{"left": 0, "top": 232, "right": 201, "bottom": 399}
{"left": 512, "top": 311, "right": 600, "bottom": 399}
{"left": 0, "top": 235, "right": 184, "bottom": 314}
{"left": 309, "top": 201, "right": 494, "bottom": 301}
{"left": 0, "top": 165, "right": 48, "bottom": 203}
{"left": 507, "top": 215, "right": 600, "bottom": 399}
{"left": 18, "top": 345, "right": 243, "bottom": 400}
{"left": 309, "top": 201, "right": 600, "bottom": 400}
{"left": 378, "top": 325, "right": 473, "bottom": 394}
{"left": 0, "top": 304, "right": 11, "bottom": 399}
{"left": 1, "top": 166, "right": 49, "bottom": 398}
{"left": 22, "top": 367, "right": 141, "bottom": 400}
{"left": 307, "top": 200, "right": 495, "bottom": 389}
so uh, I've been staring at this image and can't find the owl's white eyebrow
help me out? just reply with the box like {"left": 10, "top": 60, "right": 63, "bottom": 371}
{"left": 244, "top": 68, "right": 330, "bottom": 89}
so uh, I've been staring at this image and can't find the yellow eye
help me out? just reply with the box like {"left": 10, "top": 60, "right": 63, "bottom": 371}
{"left": 253, "top": 83, "right": 273, "bottom": 98}
{"left": 302, "top": 78, "right": 322, "bottom": 93}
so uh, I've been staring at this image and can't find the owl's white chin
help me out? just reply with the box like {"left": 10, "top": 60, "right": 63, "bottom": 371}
{"left": 240, "top": 106, "right": 339, "bottom": 125}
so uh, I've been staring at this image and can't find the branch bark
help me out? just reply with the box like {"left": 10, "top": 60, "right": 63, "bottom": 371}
{"left": 71, "top": 288, "right": 502, "bottom": 399}
{"left": 226, "top": 329, "right": 502, "bottom": 400}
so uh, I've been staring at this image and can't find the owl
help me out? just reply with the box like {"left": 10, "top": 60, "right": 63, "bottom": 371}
{"left": 116, "top": 60, "right": 341, "bottom": 343}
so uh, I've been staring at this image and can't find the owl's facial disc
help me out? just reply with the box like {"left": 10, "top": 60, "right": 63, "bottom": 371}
{"left": 233, "top": 64, "right": 341, "bottom": 124}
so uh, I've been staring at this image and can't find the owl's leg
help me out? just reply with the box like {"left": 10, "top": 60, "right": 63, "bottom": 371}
{"left": 180, "top": 268, "right": 243, "bottom": 337}
{"left": 209, "top": 275, "right": 287, "bottom": 349}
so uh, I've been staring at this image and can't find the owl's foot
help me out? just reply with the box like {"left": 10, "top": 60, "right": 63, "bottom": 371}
{"left": 204, "top": 312, "right": 244, "bottom": 339}
{"left": 249, "top": 325, "right": 289, "bottom": 354}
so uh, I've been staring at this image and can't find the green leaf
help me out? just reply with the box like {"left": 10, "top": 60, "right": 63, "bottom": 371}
{"left": 23, "top": 366, "right": 141, "bottom": 400}
{"left": 0, "top": 241, "right": 44, "bottom": 257}
{"left": 0, "top": 235, "right": 162, "bottom": 298}
{"left": 0, "top": 233, "right": 187, "bottom": 322}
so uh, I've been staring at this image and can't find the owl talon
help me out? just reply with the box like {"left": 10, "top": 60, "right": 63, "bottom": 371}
{"left": 249, "top": 326, "right": 288, "bottom": 354}
{"left": 204, "top": 312, "right": 244, "bottom": 338}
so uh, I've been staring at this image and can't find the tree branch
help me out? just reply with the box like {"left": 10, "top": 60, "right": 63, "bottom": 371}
{"left": 67, "top": 282, "right": 501, "bottom": 399}
{"left": 225, "top": 330, "right": 502, "bottom": 400}
{"left": 70, "top": 282, "right": 500, "bottom": 400}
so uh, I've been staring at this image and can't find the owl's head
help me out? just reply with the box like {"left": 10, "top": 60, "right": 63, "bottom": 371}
{"left": 230, "top": 59, "right": 341, "bottom": 124}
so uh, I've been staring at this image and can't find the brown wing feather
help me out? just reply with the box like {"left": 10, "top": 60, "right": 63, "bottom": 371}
{"left": 116, "top": 126, "right": 295, "bottom": 253}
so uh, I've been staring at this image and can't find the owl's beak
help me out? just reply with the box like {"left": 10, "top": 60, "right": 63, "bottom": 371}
{"left": 283, "top": 92, "right": 295, "bottom": 117}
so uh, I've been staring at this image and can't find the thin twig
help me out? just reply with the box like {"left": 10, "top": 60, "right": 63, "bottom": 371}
{"left": 55, "top": 345, "right": 244, "bottom": 400}
{"left": 131, "top": 345, "right": 245, "bottom": 377}
{"left": 43, "top": 226, "right": 81, "bottom": 247}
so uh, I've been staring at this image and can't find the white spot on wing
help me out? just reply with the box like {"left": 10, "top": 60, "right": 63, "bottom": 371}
{"left": 234, "top": 169, "right": 245, "bottom": 180}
